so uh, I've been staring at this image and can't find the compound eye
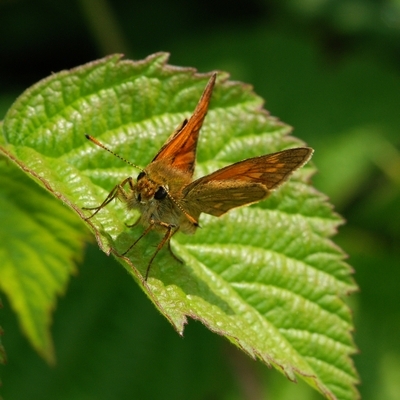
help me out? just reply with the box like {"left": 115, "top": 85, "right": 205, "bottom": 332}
{"left": 137, "top": 171, "right": 146, "bottom": 181}
{"left": 154, "top": 186, "right": 167, "bottom": 200}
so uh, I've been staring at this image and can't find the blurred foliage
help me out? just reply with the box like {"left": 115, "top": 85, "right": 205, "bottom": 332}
{"left": 1, "top": 0, "right": 399, "bottom": 399}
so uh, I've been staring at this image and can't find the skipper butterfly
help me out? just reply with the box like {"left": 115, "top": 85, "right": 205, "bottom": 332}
{"left": 84, "top": 74, "right": 313, "bottom": 280}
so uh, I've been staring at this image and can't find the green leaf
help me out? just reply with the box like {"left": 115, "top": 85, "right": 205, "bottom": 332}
{"left": 0, "top": 54, "right": 358, "bottom": 399}
{"left": 0, "top": 129, "right": 88, "bottom": 363}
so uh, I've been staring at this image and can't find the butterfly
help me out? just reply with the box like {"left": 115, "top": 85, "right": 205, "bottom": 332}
{"left": 83, "top": 73, "right": 313, "bottom": 280}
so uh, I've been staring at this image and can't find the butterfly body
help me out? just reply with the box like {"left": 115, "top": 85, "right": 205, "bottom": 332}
{"left": 83, "top": 73, "right": 313, "bottom": 280}
{"left": 127, "top": 159, "right": 197, "bottom": 235}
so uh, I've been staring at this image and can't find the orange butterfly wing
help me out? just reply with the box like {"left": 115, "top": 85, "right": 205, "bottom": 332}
{"left": 182, "top": 147, "right": 313, "bottom": 218}
{"left": 152, "top": 73, "right": 216, "bottom": 176}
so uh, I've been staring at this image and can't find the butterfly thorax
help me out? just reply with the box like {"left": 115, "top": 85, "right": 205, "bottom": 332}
{"left": 126, "top": 159, "right": 197, "bottom": 233}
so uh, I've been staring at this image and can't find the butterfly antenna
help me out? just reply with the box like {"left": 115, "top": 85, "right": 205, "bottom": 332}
{"left": 85, "top": 134, "right": 143, "bottom": 171}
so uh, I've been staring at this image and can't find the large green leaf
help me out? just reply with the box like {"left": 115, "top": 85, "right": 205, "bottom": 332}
{"left": 0, "top": 54, "right": 358, "bottom": 399}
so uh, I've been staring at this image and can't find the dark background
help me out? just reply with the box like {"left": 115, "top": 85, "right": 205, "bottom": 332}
{"left": 1, "top": 1, "right": 400, "bottom": 399}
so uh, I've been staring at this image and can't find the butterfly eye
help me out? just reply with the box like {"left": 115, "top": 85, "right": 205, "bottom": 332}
{"left": 137, "top": 171, "right": 146, "bottom": 181}
{"left": 154, "top": 186, "right": 167, "bottom": 200}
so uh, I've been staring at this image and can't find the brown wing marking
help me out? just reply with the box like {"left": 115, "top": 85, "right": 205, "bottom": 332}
{"left": 152, "top": 73, "right": 217, "bottom": 176}
{"left": 182, "top": 147, "right": 313, "bottom": 217}
{"left": 187, "top": 148, "right": 313, "bottom": 190}
{"left": 183, "top": 180, "right": 269, "bottom": 217}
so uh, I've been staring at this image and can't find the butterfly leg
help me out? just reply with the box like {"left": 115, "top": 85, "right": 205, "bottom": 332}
{"left": 83, "top": 177, "right": 134, "bottom": 219}
{"left": 125, "top": 217, "right": 141, "bottom": 228}
{"left": 121, "top": 218, "right": 179, "bottom": 280}
{"left": 121, "top": 222, "right": 155, "bottom": 257}
{"left": 144, "top": 221, "right": 179, "bottom": 280}
{"left": 167, "top": 237, "right": 182, "bottom": 264}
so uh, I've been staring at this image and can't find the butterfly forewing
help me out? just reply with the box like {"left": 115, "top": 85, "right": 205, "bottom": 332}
{"left": 182, "top": 181, "right": 269, "bottom": 217}
{"left": 182, "top": 147, "right": 313, "bottom": 217}
{"left": 152, "top": 73, "right": 216, "bottom": 176}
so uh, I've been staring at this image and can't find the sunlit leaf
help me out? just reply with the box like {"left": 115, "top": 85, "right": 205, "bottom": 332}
{"left": 0, "top": 54, "right": 358, "bottom": 399}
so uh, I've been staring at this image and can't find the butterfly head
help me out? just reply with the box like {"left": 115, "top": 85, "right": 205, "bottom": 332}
{"left": 135, "top": 170, "right": 169, "bottom": 205}
{"left": 131, "top": 164, "right": 199, "bottom": 229}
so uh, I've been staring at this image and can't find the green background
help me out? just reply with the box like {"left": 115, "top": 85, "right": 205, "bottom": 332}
{"left": 1, "top": 0, "right": 399, "bottom": 399}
